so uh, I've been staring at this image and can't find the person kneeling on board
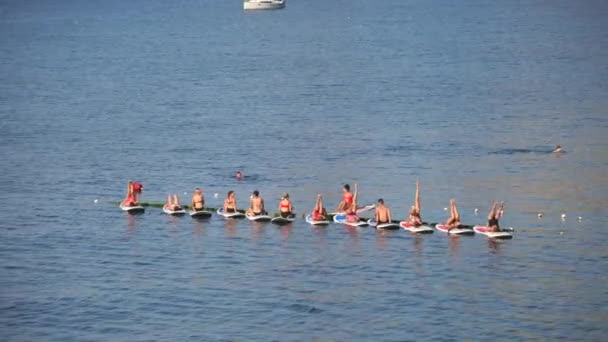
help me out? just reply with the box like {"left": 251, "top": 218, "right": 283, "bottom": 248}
{"left": 346, "top": 184, "right": 360, "bottom": 223}
{"left": 165, "top": 194, "right": 183, "bottom": 211}
{"left": 224, "top": 191, "right": 238, "bottom": 213}
{"left": 406, "top": 180, "right": 423, "bottom": 227}
{"left": 312, "top": 194, "right": 327, "bottom": 221}
{"left": 122, "top": 180, "right": 143, "bottom": 207}
{"left": 374, "top": 198, "right": 392, "bottom": 225}
{"left": 278, "top": 193, "right": 293, "bottom": 218}
{"left": 247, "top": 190, "right": 267, "bottom": 216}
{"left": 487, "top": 201, "right": 504, "bottom": 232}
{"left": 444, "top": 199, "right": 461, "bottom": 230}
{"left": 191, "top": 188, "right": 205, "bottom": 211}
{"left": 336, "top": 184, "right": 354, "bottom": 213}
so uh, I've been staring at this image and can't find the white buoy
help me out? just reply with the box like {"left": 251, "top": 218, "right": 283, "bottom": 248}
{"left": 184, "top": 192, "right": 188, "bottom": 195}
{"left": 214, "top": 193, "right": 219, "bottom": 198}
{"left": 561, "top": 213, "right": 566, "bottom": 220}
{"left": 94, "top": 199, "right": 98, "bottom": 204}
{"left": 474, "top": 208, "right": 479, "bottom": 215}
{"left": 560, "top": 232, "right": 564, "bottom": 235}
{"left": 444, "top": 207, "right": 448, "bottom": 211}
{"left": 538, "top": 213, "right": 543, "bottom": 218}
{"left": 578, "top": 216, "right": 582, "bottom": 221}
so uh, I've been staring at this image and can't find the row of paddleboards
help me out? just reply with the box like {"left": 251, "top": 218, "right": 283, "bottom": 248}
{"left": 121, "top": 204, "right": 512, "bottom": 239}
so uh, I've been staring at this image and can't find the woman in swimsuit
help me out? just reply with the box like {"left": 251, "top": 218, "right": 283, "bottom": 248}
{"left": 279, "top": 193, "right": 293, "bottom": 218}
{"left": 487, "top": 201, "right": 504, "bottom": 232}
{"left": 191, "top": 188, "right": 205, "bottom": 211}
{"left": 312, "top": 194, "right": 327, "bottom": 221}
{"left": 165, "top": 194, "right": 182, "bottom": 211}
{"left": 122, "top": 180, "right": 142, "bottom": 207}
{"left": 445, "top": 199, "right": 461, "bottom": 229}
{"left": 346, "top": 184, "right": 359, "bottom": 223}
{"left": 337, "top": 184, "right": 353, "bottom": 212}
{"left": 224, "top": 190, "right": 237, "bottom": 213}
{"left": 407, "top": 180, "right": 423, "bottom": 227}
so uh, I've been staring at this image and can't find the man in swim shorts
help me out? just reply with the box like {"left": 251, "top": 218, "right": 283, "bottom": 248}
{"left": 374, "top": 198, "right": 392, "bottom": 225}
{"left": 247, "top": 190, "right": 266, "bottom": 216}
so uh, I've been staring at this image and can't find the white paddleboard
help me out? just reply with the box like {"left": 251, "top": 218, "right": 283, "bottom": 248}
{"left": 163, "top": 205, "right": 186, "bottom": 216}
{"left": 473, "top": 225, "right": 513, "bottom": 239}
{"left": 189, "top": 210, "right": 212, "bottom": 219}
{"left": 367, "top": 219, "right": 399, "bottom": 230}
{"left": 217, "top": 208, "right": 245, "bottom": 219}
{"left": 305, "top": 214, "right": 330, "bottom": 226}
{"left": 333, "top": 214, "right": 369, "bottom": 227}
{"left": 400, "top": 221, "right": 434, "bottom": 234}
{"left": 271, "top": 215, "right": 295, "bottom": 225}
{"left": 120, "top": 204, "right": 145, "bottom": 214}
{"left": 435, "top": 224, "right": 475, "bottom": 235}
{"left": 246, "top": 213, "right": 272, "bottom": 222}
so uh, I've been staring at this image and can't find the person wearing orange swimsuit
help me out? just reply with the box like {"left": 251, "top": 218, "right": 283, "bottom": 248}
{"left": 336, "top": 184, "right": 353, "bottom": 212}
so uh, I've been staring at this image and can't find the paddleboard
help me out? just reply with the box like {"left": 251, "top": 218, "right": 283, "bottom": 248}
{"left": 333, "top": 214, "right": 369, "bottom": 227}
{"left": 473, "top": 225, "right": 513, "bottom": 239}
{"left": 246, "top": 213, "right": 272, "bottom": 222}
{"left": 435, "top": 224, "right": 475, "bottom": 235}
{"left": 163, "top": 205, "right": 186, "bottom": 216}
{"left": 217, "top": 208, "right": 245, "bottom": 219}
{"left": 189, "top": 209, "right": 212, "bottom": 219}
{"left": 271, "top": 215, "right": 295, "bottom": 225}
{"left": 120, "top": 204, "right": 145, "bottom": 214}
{"left": 305, "top": 214, "right": 330, "bottom": 226}
{"left": 400, "top": 221, "right": 434, "bottom": 234}
{"left": 367, "top": 219, "right": 399, "bottom": 230}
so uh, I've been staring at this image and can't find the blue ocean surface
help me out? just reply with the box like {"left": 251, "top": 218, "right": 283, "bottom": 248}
{"left": 1, "top": 0, "right": 607, "bottom": 340}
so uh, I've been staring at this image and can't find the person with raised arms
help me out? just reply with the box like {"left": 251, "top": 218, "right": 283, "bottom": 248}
{"left": 312, "top": 194, "right": 327, "bottom": 221}
{"left": 165, "top": 194, "right": 183, "bottom": 211}
{"left": 374, "top": 198, "right": 392, "bottom": 225}
{"left": 191, "top": 188, "right": 205, "bottom": 211}
{"left": 223, "top": 190, "right": 238, "bottom": 213}
{"left": 444, "top": 199, "right": 461, "bottom": 230}
{"left": 247, "top": 190, "right": 266, "bottom": 216}
{"left": 336, "top": 184, "right": 354, "bottom": 213}
{"left": 278, "top": 193, "right": 293, "bottom": 218}
{"left": 406, "top": 180, "right": 423, "bottom": 227}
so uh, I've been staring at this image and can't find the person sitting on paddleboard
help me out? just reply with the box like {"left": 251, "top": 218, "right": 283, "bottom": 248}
{"left": 374, "top": 198, "right": 392, "bottom": 225}
{"left": 487, "top": 201, "right": 504, "bottom": 232}
{"left": 224, "top": 191, "right": 237, "bottom": 213}
{"left": 165, "top": 194, "right": 182, "bottom": 211}
{"left": 191, "top": 188, "right": 205, "bottom": 211}
{"left": 407, "top": 180, "right": 423, "bottom": 227}
{"left": 346, "top": 184, "right": 360, "bottom": 223}
{"left": 247, "top": 190, "right": 266, "bottom": 216}
{"left": 552, "top": 145, "right": 564, "bottom": 153}
{"left": 445, "top": 199, "right": 461, "bottom": 230}
{"left": 279, "top": 193, "right": 293, "bottom": 218}
{"left": 337, "top": 184, "right": 354, "bottom": 212}
{"left": 312, "top": 194, "right": 327, "bottom": 221}
{"left": 122, "top": 180, "right": 143, "bottom": 207}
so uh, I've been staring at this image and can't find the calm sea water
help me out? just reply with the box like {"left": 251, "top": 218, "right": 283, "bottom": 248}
{"left": 1, "top": 0, "right": 607, "bottom": 340}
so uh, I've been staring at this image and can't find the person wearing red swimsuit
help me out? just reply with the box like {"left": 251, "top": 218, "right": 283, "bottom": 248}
{"left": 279, "top": 193, "right": 293, "bottom": 218}
{"left": 336, "top": 184, "right": 353, "bottom": 212}
{"left": 122, "top": 180, "right": 143, "bottom": 207}
{"left": 312, "top": 194, "right": 327, "bottom": 221}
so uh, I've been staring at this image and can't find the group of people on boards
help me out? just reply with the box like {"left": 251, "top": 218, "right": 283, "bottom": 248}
{"left": 121, "top": 179, "right": 505, "bottom": 232}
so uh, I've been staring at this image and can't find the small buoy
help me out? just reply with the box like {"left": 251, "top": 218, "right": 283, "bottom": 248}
{"left": 560, "top": 232, "right": 564, "bottom": 235}
{"left": 184, "top": 192, "right": 188, "bottom": 195}
{"left": 474, "top": 208, "right": 479, "bottom": 214}
{"left": 578, "top": 216, "right": 582, "bottom": 221}
{"left": 537, "top": 213, "right": 543, "bottom": 218}
{"left": 443, "top": 207, "right": 448, "bottom": 211}
{"left": 94, "top": 199, "right": 98, "bottom": 204}
{"left": 561, "top": 213, "right": 566, "bottom": 220}
{"left": 214, "top": 193, "right": 219, "bottom": 198}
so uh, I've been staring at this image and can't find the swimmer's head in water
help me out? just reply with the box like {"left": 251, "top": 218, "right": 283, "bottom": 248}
{"left": 236, "top": 171, "right": 243, "bottom": 179}
{"left": 343, "top": 184, "right": 350, "bottom": 192}
{"left": 377, "top": 198, "right": 384, "bottom": 204}
{"left": 253, "top": 190, "right": 259, "bottom": 197}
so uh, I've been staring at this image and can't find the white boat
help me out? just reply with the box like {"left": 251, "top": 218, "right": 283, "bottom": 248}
{"left": 244, "top": 0, "right": 286, "bottom": 10}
